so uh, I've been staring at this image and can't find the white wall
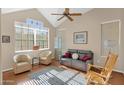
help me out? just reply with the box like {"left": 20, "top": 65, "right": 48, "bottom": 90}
{"left": 57, "top": 8, "right": 124, "bottom": 73}
{"left": 1, "top": 9, "right": 55, "bottom": 71}
{"left": 0, "top": 9, "right": 2, "bottom": 84}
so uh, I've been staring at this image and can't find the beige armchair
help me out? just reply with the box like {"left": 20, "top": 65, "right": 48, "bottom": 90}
{"left": 39, "top": 51, "right": 52, "bottom": 65}
{"left": 13, "top": 54, "right": 32, "bottom": 74}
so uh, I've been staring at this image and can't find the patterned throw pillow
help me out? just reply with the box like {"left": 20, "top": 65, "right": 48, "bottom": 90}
{"left": 72, "top": 53, "right": 79, "bottom": 59}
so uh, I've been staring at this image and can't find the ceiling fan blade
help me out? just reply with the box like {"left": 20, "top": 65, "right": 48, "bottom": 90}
{"left": 57, "top": 15, "right": 65, "bottom": 21}
{"left": 65, "top": 8, "right": 69, "bottom": 14}
{"left": 69, "top": 13, "right": 82, "bottom": 16}
{"left": 51, "top": 13, "right": 63, "bottom": 15}
{"left": 66, "top": 15, "right": 73, "bottom": 21}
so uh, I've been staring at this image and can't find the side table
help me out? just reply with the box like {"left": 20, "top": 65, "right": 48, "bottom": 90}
{"left": 32, "top": 57, "right": 40, "bottom": 66}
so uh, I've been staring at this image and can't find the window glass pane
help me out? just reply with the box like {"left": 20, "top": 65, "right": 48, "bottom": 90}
{"left": 27, "top": 29, "right": 34, "bottom": 50}
{"left": 36, "top": 29, "right": 48, "bottom": 49}
{"left": 15, "top": 27, "right": 21, "bottom": 39}
{"left": 15, "top": 21, "right": 49, "bottom": 52}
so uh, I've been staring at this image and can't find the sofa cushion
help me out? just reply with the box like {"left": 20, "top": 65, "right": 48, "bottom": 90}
{"left": 85, "top": 53, "right": 92, "bottom": 58}
{"left": 78, "top": 50, "right": 91, "bottom": 54}
{"left": 60, "top": 58, "right": 72, "bottom": 66}
{"left": 71, "top": 60, "right": 87, "bottom": 71}
{"left": 72, "top": 53, "right": 79, "bottom": 59}
{"left": 68, "top": 49, "right": 78, "bottom": 53}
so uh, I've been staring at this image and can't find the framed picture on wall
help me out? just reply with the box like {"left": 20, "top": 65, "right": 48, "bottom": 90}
{"left": 73, "top": 31, "right": 88, "bottom": 44}
{"left": 2, "top": 35, "right": 10, "bottom": 43}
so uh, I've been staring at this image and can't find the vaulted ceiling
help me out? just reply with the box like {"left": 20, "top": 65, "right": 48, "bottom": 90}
{"left": 2, "top": 8, "right": 92, "bottom": 27}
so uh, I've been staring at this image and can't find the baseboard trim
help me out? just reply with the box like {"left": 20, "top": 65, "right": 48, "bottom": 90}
{"left": 95, "top": 65, "right": 124, "bottom": 74}
{"left": 2, "top": 62, "right": 39, "bottom": 72}
{"left": 113, "top": 69, "right": 124, "bottom": 74}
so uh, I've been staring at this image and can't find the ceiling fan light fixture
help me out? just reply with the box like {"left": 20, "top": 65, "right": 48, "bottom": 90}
{"left": 51, "top": 8, "right": 82, "bottom": 21}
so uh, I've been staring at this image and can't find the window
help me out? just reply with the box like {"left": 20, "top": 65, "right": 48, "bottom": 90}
{"left": 36, "top": 29, "right": 48, "bottom": 49}
{"left": 101, "top": 20, "right": 119, "bottom": 56}
{"left": 15, "top": 21, "right": 49, "bottom": 52}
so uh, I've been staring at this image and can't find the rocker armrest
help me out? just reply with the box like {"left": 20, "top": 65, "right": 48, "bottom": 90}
{"left": 88, "top": 64, "right": 102, "bottom": 72}
{"left": 88, "top": 64, "right": 100, "bottom": 69}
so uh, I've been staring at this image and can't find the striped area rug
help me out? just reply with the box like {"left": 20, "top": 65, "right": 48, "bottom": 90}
{"left": 18, "top": 66, "right": 87, "bottom": 85}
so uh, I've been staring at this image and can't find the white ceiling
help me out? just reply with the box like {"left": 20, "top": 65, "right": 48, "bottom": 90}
{"left": 2, "top": 8, "right": 92, "bottom": 27}
{"left": 1, "top": 8, "right": 31, "bottom": 14}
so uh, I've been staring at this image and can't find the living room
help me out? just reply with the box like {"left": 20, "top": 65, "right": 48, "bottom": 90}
{"left": 0, "top": 8, "right": 124, "bottom": 85}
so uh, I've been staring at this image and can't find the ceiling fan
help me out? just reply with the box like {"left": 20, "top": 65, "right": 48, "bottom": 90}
{"left": 51, "top": 8, "right": 82, "bottom": 21}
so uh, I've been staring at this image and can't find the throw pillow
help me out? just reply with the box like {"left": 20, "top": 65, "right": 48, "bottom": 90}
{"left": 79, "top": 54, "right": 85, "bottom": 60}
{"left": 79, "top": 55, "right": 84, "bottom": 61}
{"left": 82, "top": 55, "right": 91, "bottom": 62}
{"left": 64, "top": 52, "right": 72, "bottom": 58}
{"left": 72, "top": 53, "right": 79, "bottom": 59}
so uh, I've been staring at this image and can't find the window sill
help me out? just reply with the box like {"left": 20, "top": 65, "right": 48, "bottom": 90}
{"left": 15, "top": 48, "right": 49, "bottom": 53}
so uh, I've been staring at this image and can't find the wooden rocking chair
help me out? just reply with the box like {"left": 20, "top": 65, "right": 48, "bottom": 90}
{"left": 86, "top": 53, "right": 118, "bottom": 85}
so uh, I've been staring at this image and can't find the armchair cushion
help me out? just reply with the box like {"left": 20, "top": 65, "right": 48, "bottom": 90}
{"left": 17, "top": 62, "right": 30, "bottom": 66}
{"left": 15, "top": 55, "right": 31, "bottom": 63}
{"left": 40, "top": 57, "right": 47, "bottom": 60}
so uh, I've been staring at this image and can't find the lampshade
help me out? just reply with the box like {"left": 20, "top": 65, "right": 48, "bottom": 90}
{"left": 33, "top": 45, "right": 40, "bottom": 50}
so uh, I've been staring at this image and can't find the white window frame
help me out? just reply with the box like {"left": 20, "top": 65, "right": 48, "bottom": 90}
{"left": 15, "top": 22, "right": 50, "bottom": 53}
